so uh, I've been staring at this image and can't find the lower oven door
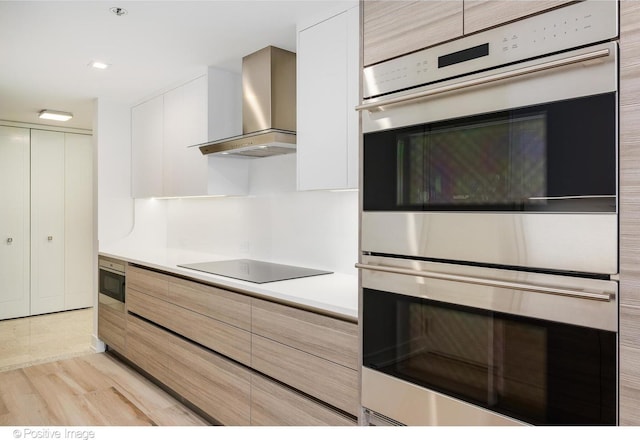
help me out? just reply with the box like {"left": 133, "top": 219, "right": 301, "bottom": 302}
{"left": 359, "top": 256, "right": 618, "bottom": 426}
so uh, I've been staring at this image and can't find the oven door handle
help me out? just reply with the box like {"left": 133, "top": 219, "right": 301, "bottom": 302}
{"left": 355, "top": 263, "right": 614, "bottom": 302}
{"left": 356, "top": 47, "right": 611, "bottom": 113}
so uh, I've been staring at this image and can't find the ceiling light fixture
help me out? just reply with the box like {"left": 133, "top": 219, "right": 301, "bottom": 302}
{"left": 39, "top": 110, "right": 73, "bottom": 122}
{"left": 89, "top": 61, "right": 110, "bottom": 70}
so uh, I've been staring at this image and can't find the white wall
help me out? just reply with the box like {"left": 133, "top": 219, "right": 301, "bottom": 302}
{"left": 165, "top": 154, "right": 359, "bottom": 275}
{"left": 94, "top": 99, "right": 134, "bottom": 246}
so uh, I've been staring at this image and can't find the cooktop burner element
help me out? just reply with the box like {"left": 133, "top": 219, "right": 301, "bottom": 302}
{"left": 177, "top": 259, "right": 333, "bottom": 284}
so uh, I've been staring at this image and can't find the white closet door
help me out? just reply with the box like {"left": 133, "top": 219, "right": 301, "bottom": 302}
{"left": 64, "top": 133, "right": 93, "bottom": 310}
{"left": 31, "top": 129, "right": 65, "bottom": 315}
{"left": 0, "top": 126, "right": 30, "bottom": 320}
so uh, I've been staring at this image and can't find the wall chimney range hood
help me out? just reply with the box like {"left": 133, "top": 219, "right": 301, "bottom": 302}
{"left": 198, "top": 46, "right": 296, "bottom": 158}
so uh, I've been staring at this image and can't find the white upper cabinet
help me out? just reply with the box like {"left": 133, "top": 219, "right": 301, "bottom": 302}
{"left": 297, "top": 5, "right": 359, "bottom": 191}
{"left": 131, "top": 69, "right": 241, "bottom": 198}
{"left": 163, "top": 75, "right": 209, "bottom": 197}
{"left": 132, "top": 94, "right": 164, "bottom": 198}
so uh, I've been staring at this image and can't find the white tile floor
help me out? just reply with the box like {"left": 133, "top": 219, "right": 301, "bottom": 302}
{"left": 0, "top": 308, "right": 94, "bottom": 372}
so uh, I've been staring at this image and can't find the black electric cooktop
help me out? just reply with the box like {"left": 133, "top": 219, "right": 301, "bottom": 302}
{"left": 177, "top": 259, "right": 332, "bottom": 284}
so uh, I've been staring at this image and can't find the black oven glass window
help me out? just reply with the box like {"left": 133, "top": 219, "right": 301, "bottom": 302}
{"left": 99, "top": 269, "right": 125, "bottom": 302}
{"left": 362, "top": 288, "right": 617, "bottom": 425}
{"left": 364, "top": 92, "right": 616, "bottom": 212}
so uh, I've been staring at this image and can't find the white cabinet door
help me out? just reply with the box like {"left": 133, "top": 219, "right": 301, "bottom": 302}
{"left": 30, "top": 130, "right": 65, "bottom": 315}
{"left": 0, "top": 126, "right": 30, "bottom": 320}
{"left": 297, "top": 7, "right": 359, "bottom": 191}
{"left": 64, "top": 133, "right": 93, "bottom": 310}
{"left": 163, "top": 75, "right": 209, "bottom": 197}
{"left": 132, "top": 95, "right": 164, "bottom": 198}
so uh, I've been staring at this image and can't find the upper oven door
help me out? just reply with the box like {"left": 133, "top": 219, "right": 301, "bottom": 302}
{"left": 360, "top": 41, "right": 618, "bottom": 276}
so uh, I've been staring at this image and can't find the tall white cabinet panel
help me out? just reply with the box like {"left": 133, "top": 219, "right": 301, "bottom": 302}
{"left": 30, "top": 130, "right": 65, "bottom": 315}
{"left": 163, "top": 75, "right": 209, "bottom": 197}
{"left": 0, "top": 126, "right": 30, "bottom": 320}
{"left": 64, "top": 133, "right": 93, "bottom": 310}
{"left": 297, "top": 6, "right": 359, "bottom": 191}
{"left": 132, "top": 95, "right": 164, "bottom": 198}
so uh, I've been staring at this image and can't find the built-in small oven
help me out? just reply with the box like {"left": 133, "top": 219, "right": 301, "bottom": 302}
{"left": 357, "top": 0, "right": 619, "bottom": 426}
{"left": 99, "top": 257, "right": 126, "bottom": 303}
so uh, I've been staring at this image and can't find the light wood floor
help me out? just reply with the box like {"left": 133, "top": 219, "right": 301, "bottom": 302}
{"left": 0, "top": 352, "right": 209, "bottom": 426}
{"left": 0, "top": 309, "right": 208, "bottom": 426}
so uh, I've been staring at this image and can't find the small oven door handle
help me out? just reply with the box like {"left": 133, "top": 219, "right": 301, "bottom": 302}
{"left": 356, "top": 47, "right": 611, "bottom": 113}
{"left": 355, "top": 263, "right": 614, "bottom": 302}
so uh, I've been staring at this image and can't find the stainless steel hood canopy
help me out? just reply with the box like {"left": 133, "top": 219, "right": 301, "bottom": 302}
{"left": 198, "top": 46, "right": 296, "bottom": 158}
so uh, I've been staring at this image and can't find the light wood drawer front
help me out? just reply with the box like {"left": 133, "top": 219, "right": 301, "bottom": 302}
{"left": 463, "top": 0, "right": 572, "bottom": 35}
{"left": 251, "top": 298, "right": 358, "bottom": 370}
{"left": 128, "top": 288, "right": 251, "bottom": 365}
{"left": 251, "top": 334, "right": 359, "bottom": 416}
{"left": 363, "top": 0, "right": 463, "bottom": 66}
{"left": 98, "top": 305, "right": 126, "bottom": 352}
{"left": 126, "top": 265, "right": 169, "bottom": 300}
{"left": 126, "top": 315, "right": 252, "bottom": 426}
{"left": 125, "top": 314, "right": 170, "bottom": 382}
{"left": 169, "top": 277, "right": 251, "bottom": 331}
{"left": 251, "top": 374, "right": 356, "bottom": 426}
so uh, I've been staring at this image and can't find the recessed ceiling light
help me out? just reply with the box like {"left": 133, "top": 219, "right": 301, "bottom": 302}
{"left": 89, "top": 60, "right": 110, "bottom": 70}
{"left": 109, "top": 7, "right": 127, "bottom": 16}
{"left": 39, "top": 110, "right": 73, "bottom": 122}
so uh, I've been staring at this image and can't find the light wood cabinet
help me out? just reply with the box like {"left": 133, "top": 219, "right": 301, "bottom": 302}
{"left": 362, "top": 0, "right": 463, "bottom": 66}
{"left": 361, "top": 0, "right": 575, "bottom": 67}
{"left": 126, "top": 314, "right": 252, "bottom": 425}
{"left": 252, "top": 297, "right": 358, "bottom": 369}
{"left": 463, "top": 0, "right": 573, "bottom": 35}
{"left": 127, "top": 287, "right": 251, "bottom": 365}
{"left": 251, "top": 334, "right": 359, "bottom": 416}
{"left": 122, "top": 263, "right": 359, "bottom": 425}
{"left": 126, "top": 265, "right": 169, "bottom": 300}
{"left": 297, "top": 6, "right": 359, "bottom": 190}
{"left": 250, "top": 374, "right": 356, "bottom": 426}
{"left": 619, "top": 0, "right": 640, "bottom": 426}
{"left": 169, "top": 276, "right": 251, "bottom": 331}
{"left": 0, "top": 126, "right": 30, "bottom": 320}
{"left": 97, "top": 294, "right": 126, "bottom": 353}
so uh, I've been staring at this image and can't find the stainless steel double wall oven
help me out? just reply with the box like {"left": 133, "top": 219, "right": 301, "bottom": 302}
{"left": 358, "top": 1, "right": 619, "bottom": 426}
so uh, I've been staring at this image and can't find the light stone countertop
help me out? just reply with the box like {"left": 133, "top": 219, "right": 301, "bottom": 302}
{"left": 99, "top": 244, "right": 359, "bottom": 322}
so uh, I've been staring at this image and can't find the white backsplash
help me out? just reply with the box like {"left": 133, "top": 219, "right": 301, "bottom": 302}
{"left": 166, "top": 154, "right": 359, "bottom": 275}
{"left": 119, "top": 154, "right": 359, "bottom": 275}
{"left": 166, "top": 189, "right": 358, "bottom": 275}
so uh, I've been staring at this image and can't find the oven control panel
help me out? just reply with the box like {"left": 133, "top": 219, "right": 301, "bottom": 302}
{"left": 363, "top": 0, "right": 618, "bottom": 99}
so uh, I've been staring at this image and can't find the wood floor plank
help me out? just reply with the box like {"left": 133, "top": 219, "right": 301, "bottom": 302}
{"left": 0, "top": 353, "right": 207, "bottom": 427}
{"left": 83, "top": 386, "right": 156, "bottom": 426}
{"left": 81, "top": 353, "right": 183, "bottom": 415}
{"left": 26, "top": 371, "right": 104, "bottom": 425}
{"left": 0, "top": 369, "right": 56, "bottom": 425}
